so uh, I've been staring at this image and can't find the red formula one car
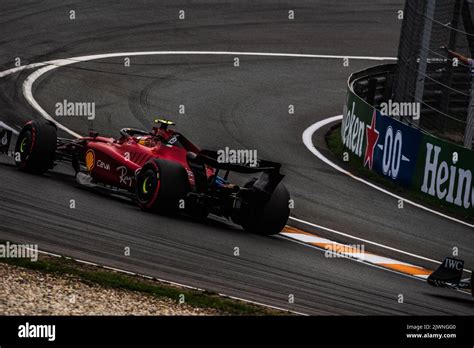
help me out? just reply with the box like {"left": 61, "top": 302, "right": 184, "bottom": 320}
{"left": 2, "top": 119, "right": 290, "bottom": 235}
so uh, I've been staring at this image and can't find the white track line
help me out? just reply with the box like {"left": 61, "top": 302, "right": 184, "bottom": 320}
{"left": 0, "top": 121, "right": 19, "bottom": 135}
{"left": 0, "top": 62, "right": 51, "bottom": 78}
{"left": 278, "top": 234, "right": 471, "bottom": 296}
{"left": 302, "top": 115, "right": 474, "bottom": 229}
{"left": 289, "top": 216, "right": 452, "bottom": 269}
{"left": 0, "top": 50, "right": 397, "bottom": 78}
{"left": 277, "top": 234, "right": 430, "bottom": 281}
{"left": 280, "top": 230, "right": 432, "bottom": 272}
{"left": 23, "top": 65, "right": 81, "bottom": 137}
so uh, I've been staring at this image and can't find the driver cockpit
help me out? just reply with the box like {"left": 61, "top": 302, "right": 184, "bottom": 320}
{"left": 119, "top": 119, "right": 178, "bottom": 149}
{"left": 136, "top": 135, "right": 158, "bottom": 148}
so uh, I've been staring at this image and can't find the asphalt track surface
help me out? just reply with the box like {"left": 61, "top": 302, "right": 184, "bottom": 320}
{"left": 0, "top": 1, "right": 473, "bottom": 315}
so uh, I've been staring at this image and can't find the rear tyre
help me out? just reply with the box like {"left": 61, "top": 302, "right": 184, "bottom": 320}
{"left": 240, "top": 181, "right": 290, "bottom": 235}
{"left": 15, "top": 120, "right": 57, "bottom": 174}
{"left": 136, "top": 159, "right": 190, "bottom": 214}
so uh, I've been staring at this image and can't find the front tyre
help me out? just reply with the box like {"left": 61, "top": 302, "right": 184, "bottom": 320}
{"left": 240, "top": 181, "right": 290, "bottom": 236}
{"left": 15, "top": 120, "right": 57, "bottom": 174}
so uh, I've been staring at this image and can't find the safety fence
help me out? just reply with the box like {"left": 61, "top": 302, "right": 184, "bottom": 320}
{"left": 393, "top": 0, "right": 474, "bottom": 148}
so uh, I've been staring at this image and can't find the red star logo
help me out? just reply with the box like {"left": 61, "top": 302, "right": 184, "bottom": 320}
{"left": 364, "top": 111, "right": 379, "bottom": 170}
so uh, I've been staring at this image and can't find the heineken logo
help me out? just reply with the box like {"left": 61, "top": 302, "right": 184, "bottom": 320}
{"left": 421, "top": 143, "right": 473, "bottom": 209}
{"left": 341, "top": 91, "right": 474, "bottom": 213}
{"left": 341, "top": 102, "right": 365, "bottom": 157}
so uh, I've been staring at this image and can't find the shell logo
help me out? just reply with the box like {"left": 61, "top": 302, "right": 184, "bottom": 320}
{"left": 85, "top": 150, "right": 95, "bottom": 172}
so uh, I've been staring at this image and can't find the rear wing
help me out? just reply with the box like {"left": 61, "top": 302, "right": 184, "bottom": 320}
{"left": 196, "top": 149, "right": 282, "bottom": 174}
{"left": 194, "top": 149, "right": 284, "bottom": 195}
{"left": 427, "top": 257, "right": 472, "bottom": 294}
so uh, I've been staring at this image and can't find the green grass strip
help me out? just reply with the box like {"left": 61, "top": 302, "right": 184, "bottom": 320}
{"left": 1, "top": 255, "right": 289, "bottom": 316}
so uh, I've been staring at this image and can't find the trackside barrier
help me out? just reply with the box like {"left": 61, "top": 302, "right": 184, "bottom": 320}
{"left": 341, "top": 65, "right": 474, "bottom": 216}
